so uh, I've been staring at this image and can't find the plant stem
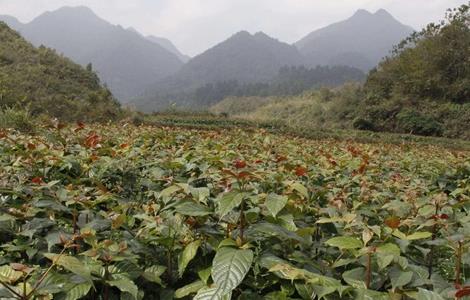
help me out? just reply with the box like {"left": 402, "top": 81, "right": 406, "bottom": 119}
{"left": 456, "top": 241, "right": 463, "bottom": 287}
{"left": 26, "top": 246, "right": 68, "bottom": 299}
{"left": 366, "top": 251, "right": 372, "bottom": 289}
{"left": 239, "top": 199, "right": 245, "bottom": 243}
{"left": 72, "top": 210, "right": 78, "bottom": 235}
{"left": 103, "top": 265, "right": 110, "bottom": 300}
{"left": 427, "top": 203, "right": 440, "bottom": 279}
{"left": 0, "top": 281, "right": 23, "bottom": 299}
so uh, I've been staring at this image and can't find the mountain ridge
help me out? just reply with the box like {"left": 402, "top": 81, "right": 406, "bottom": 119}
{"left": 295, "top": 8, "right": 414, "bottom": 70}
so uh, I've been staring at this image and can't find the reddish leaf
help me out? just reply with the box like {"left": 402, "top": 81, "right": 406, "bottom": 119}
{"left": 120, "top": 143, "right": 129, "bottom": 149}
{"left": 295, "top": 166, "right": 307, "bottom": 177}
{"left": 27, "top": 143, "right": 36, "bottom": 150}
{"left": 385, "top": 216, "right": 400, "bottom": 229}
{"left": 31, "top": 177, "right": 43, "bottom": 184}
{"left": 84, "top": 132, "right": 101, "bottom": 148}
{"left": 456, "top": 287, "right": 470, "bottom": 298}
{"left": 237, "top": 171, "right": 252, "bottom": 180}
{"left": 233, "top": 159, "right": 247, "bottom": 169}
{"left": 10, "top": 263, "right": 29, "bottom": 272}
{"left": 74, "top": 121, "right": 86, "bottom": 132}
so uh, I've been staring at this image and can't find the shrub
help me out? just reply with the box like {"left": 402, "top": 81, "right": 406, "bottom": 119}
{"left": 396, "top": 109, "right": 443, "bottom": 136}
{"left": 0, "top": 107, "right": 35, "bottom": 132}
{"left": 353, "top": 117, "right": 376, "bottom": 131}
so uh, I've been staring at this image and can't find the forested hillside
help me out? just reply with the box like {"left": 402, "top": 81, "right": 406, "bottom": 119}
{"left": 213, "top": 3, "right": 470, "bottom": 140}
{"left": 0, "top": 22, "right": 121, "bottom": 122}
{"left": 358, "top": 4, "right": 470, "bottom": 137}
{"left": 134, "top": 65, "right": 364, "bottom": 111}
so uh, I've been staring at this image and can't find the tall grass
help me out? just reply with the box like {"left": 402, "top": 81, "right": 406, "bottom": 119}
{"left": 0, "top": 107, "right": 34, "bottom": 132}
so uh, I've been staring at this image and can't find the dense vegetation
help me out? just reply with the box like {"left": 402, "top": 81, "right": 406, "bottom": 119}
{"left": 133, "top": 65, "right": 364, "bottom": 111}
{"left": 359, "top": 3, "right": 470, "bottom": 137}
{"left": 0, "top": 123, "right": 469, "bottom": 299}
{"left": 0, "top": 22, "right": 121, "bottom": 123}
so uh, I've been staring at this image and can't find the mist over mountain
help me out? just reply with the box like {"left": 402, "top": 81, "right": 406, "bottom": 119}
{"left": 0, "top": 6, "right": 183, "bottom": 102}
{"left": 176, "top": 31, "right": 304, "bottom": 85}
{"left": 132, "top": 31, "right": 366, "bottom": 111}
{"left": 146, "top": 35, "right": 190, "bottom": 63}
{"left": 133, "top": 31, "right": 307, "bottom": 109}
{"left": 0, "top": 15, "right": 23, "bottom": 31}
{"left": 296, "top": 9, "right": 414, "bottom": 71}
{"left": 1, "top": 6, "right": 415, "bottom": 109}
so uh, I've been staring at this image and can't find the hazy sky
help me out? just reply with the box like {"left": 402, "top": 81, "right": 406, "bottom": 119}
{"left": 0, "top": 0, "right": 467, "bottom": 56}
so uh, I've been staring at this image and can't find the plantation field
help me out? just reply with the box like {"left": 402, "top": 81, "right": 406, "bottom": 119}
{"left": 0, "top": 123, "right": 469, "bottom": 299}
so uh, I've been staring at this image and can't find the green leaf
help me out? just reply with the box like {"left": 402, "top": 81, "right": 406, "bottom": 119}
{"left": 390, "top": 270, "right": 413, "bottom": 289}
{"left": 0, "top": 265, "right": 22, "bottom": 284}
{"left": 198, "top": 267, "right": 212, "bottom": 284}
{"left": 392, "top": 230, "right": 432, "bottom": 241}
{"left": 143, "top": 265, "right": 166, "bottom": 286}
{"left": 190, "top": 187, "right": 210, "bottom": 203}
{"left": 216, "top": 191, "right": 244, "bottom": 219}
{"left": 175, "top": 201, "right": 212, "bottom": 216}
{"left": 415, "top": 288, "right": 445, "bottom": 300}
{"left": 44, "top": 254, "right": 91, "bottom": 280}
{"left": 175, "top": 280, "right": 205, "bottom": 298}
{"left": 265, "top": 193, "right": 288, "bottom": 217}
{"left": 376, "top": 243, "right": 401, "bottom": 256}
{"left": 376, "top": 253, "right": 394, "bottom": 270}
{"left": 325, "top": 237, "right": 363, "bottom": 249}
{"left": 312, "top": 285, "right": 337, "bottom": 299}
{"left": 249, "top": 222, "right": 306, "bottom": 243}
{"left": 160, "top": 185, "right": 182, "bottom": 198}
{"left": 64, "top": 283, "right": 92, "bottom": 300}
{"left": 178, "top": 240, "right": 201, "bottom": 277}
{"left": 290, "top": 182, "right": 308, "bottom": 198}
{"left": 107, "top": 278, "right": 138, "bottom": 299}
{"left": 295, "top": 283, "right": 317, "bottom": 300}
{"left": 211, "top": 247, "right": 253, "bottom": 295}
{"left": 193, "top": 287, "right": 230, "bottom": 300}
{"left": 406, "top": 232, "right": 432, "bottom": 240}
{"left": 342, "top": 267, "right": 366, "bottom": 289}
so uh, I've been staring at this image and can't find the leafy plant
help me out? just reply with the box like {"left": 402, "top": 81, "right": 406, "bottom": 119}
{"left": 0, "top": 122, "right": 469, "bottom": 299}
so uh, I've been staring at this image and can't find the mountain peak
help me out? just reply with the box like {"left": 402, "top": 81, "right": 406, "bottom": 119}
{"left": 374, "top": 9, "right": 393, "bottom": 18}
{"left": 56, "top": 6, "right": 95, "bottom": 14}
{"left": 295, "top": 8, "right": 414, "bottom": 71}
{"left": 232, "top": 30, "right": 251, "bottom": 38}
{"left": 254, "top": 31, "right": 271, "bottom": 38}
{"left": 352, "top": 9, "right": 372, "bottom": 18}
{"left": 35, "top": 6, "right": 100, "bottom": 22}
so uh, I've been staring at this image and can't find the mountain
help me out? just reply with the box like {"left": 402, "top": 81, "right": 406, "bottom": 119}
{"left": 146, "top": 35, "right": 190, "bottom": 63}
{"left": 296, "top": 9, "right": 414, "bottom": 71}
{"left": 0, "top": 6, "right": 183, "bottom": 102}
{"left": 0, "top": 21, "right": 121, "bottom": 121}
{"left": 132, "top": 31, "right": 367, "bottom": 111}
{"left": 177, "top": 31, "right": 305, "bottom": 85}
{"left": 0, "top": 15, "right": 23, "bottom": 31}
